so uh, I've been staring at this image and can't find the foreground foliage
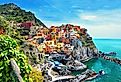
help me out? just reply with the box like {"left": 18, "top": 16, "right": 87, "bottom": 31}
{"left": 0, "top": 16, "right": 9, "bottom": 28}
{"left": 29, "top": 68, "right": 44, "bottom": 82}
{"left": 0, "top": 35, "right": 31, "bottom": 81}
{"left": 0, "top": 16, "right": 24, "bottom": 45}
{"left": 0, "top": 35, "right": 43, "bottom": 82}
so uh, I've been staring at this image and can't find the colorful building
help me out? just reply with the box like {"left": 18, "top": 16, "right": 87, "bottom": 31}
{"left": 0, "top": 28, "right": 4, "bottom": 34}
{"left": 38, "top": 43, "right": 46, "bottom": 52}
{"left": 26, "top": 24, "right": 85, "bottom": 55}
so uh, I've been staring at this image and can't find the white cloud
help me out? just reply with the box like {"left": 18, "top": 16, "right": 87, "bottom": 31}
{"left": 80, "top": 15, "right": 97, "bottom": 20}
{"left": 43, "top": 9, "right": 121, "bottom": 38}
{"left": 85, "top": 24, "right": 121, "bottom": 39}
{"left": 79, "top": 9, "right": 121, "bottom": 24}
{"left": 77, "top": 9, "right": 121, "bottom": 38}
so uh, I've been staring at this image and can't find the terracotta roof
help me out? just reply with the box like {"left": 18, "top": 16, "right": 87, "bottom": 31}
{"left": 19, "top": 22, "right": 33, "bottom": 29}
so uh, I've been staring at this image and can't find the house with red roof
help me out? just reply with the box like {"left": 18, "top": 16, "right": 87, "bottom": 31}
{"left": 0, "top": 27, "right": 4, "bottom": 34}
{"left": 17, "top": 21, "right": 34, "bottom": 36}
{"left": 19, "top": 21, "right": 33, "bottom": 29}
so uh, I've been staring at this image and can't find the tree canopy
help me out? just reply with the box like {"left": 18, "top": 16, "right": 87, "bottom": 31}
{"left": 0, "top": 16, "right": 9, "bottom": 28}
{"left": 0, "top": 35, "right": 43, "bottom": 82}
{"left": 0, "top": 35, "right": 31, "bottom": 82}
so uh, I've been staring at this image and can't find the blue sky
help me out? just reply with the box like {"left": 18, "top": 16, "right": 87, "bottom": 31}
{"left": 0, "top": 0, "right": 121, "bottom": 38}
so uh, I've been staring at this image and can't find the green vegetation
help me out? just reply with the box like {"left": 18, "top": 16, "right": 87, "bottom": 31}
{"left": 0, "top": 3, "right": 46, "bottom": 82}
{"left": 29, "top": 68, "right": 44, "bottom": 82}
{"left": 0, "top": 3, "right": 46, "bottom": 27}
{"left": 0, "top": 16, "right": 9, "bottom": 28}
{"left": 0, "top": 35, "right": 43, "bottom": 82}
{"left": 0, "top": 16, "right": 23, "bottom": 45}
{"left": 0, "top": 3, "right": 47, "bottom": 45}
{"left": 0, "top": 35, "right": 30, "bottom": 82}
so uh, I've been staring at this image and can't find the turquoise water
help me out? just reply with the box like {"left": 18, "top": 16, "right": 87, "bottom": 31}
{"left": 87, "top": 39, "right": 121, "bottom": 82}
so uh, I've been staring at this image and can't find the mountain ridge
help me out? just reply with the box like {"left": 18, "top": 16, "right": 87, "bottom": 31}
{"left": 0, "top": 3, "right": 46, "bottom": 27}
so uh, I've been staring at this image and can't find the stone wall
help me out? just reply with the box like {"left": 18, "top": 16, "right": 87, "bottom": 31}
{"left": 20, "top": 43, "right": 44, "bottom": 65}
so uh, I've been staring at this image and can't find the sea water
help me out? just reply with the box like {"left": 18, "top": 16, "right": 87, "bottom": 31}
{"left": 87, "top": 39, "right": 121, "bottom": 82}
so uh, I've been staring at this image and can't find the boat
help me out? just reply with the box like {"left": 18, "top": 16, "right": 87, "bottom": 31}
{"left": 85, "top": 70, "right": 105, "bottom": 81}
{"left": 98, "top": 70, "right": 105, "bottom": 75}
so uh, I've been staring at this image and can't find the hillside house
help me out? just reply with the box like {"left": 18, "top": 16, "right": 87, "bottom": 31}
{"left": 38, "top": 43, "right": 46, "bottom": 52}
{"left": 19, "top": 21, "right": 33, "bottom": 28}
{"left": 44, "top": 40, "right": 56, "bottom": 48}
{"left": 39, "top": 27, "right": 49, "bottom": 35}
{"left": 17, "top": 21, "right": 34, "bottom": 35}
{"left": 73, "top": 26, "right": 80, "bottom": 32}
{"left": 56, "top": 42, "right": 64, "bottom": 48}
{"left": 0, "top": 27, "right": 4, "bottom": 34}
{"left": 44, "top": 46, "right": 53, "bottom": 54}
{"left": 61, "top": 37, "right": 70, "bottom": 44}
{"left": 45, "top": 34, "right": 52, "bottom": 40}
{"left": 36, "top": 32, "right": 45, "bottom": 38}
{"left": 29, "top": 26, "right": 39, "bottom": 36}
{"left": 50, "top": 26, "right": 55, "bottom": 32}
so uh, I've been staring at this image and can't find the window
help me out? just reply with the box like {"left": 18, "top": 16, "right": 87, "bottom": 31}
{"left": 38, "top": 54, "right": 41, "bottom": 59}
{"left": 33, "top": 52, "right": 35, "bottom": 54}
{"left": 30, "top": 52, "right": 32, "bottom": 55}
{"left": 26, "top": 52, "right": 29, "bottom": 54}
{"left": 50, "top": 42, "right": 52, "bottom": 44}
{"left": 38, "top": 34, "right": 42, "bottom": 36}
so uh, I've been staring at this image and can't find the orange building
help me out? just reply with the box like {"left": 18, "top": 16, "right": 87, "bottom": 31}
{"left": 50, "top": 26, "right": 56, "bottom": 33}
{"left": 38, "top": 27, "right": 49, "bottom": 35}
{"left": 44, "top": 46, "right": 53, "bottom": 53}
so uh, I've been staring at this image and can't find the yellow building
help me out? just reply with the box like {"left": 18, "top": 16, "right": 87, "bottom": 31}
{"left": 38, "top": 43, "right": 46, "bottom": 52}
{"left": 44, "top": 40, "right": 56, "bottom": 48}
{"left": 51, "top": 33, "right": 57, "bottom": 41}
{"left": 43, "top": 27, "right": 49, "bottom": 35}
{"left": 50, "top": 26, "right": 57, "bottom": 33}
{"left": 75, "top": 33, "right": 80, "bottom": 38}
{"left": 56, "top": 42, "right": 64, "bottom": 48}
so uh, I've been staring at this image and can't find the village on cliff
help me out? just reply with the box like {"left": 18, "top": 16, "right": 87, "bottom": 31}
{"left": 7, "top": 21, "right": 104, "bottom": 82}
{"left": 1, "top": 19, "right": 120, "bottom": 82}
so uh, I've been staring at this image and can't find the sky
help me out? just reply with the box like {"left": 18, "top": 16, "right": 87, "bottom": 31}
{"left": 0, "top": 0, "right": 121, "bottom": 38}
